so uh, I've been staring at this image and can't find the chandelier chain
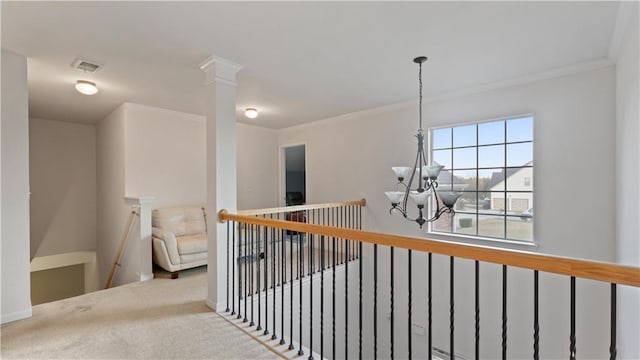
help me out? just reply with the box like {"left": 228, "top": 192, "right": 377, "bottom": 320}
{"left": 419, "top": 62, "right": 423, "bottom": 131}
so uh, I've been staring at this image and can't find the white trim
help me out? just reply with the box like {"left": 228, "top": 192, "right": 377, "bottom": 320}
{"left": 424, "top": 59, "right": 612, "bottom": 104}
{"left": 139, "top": 272, "right": 154, "bottom": 282}
{"left": 282, "top": 101, "right": 411, "bottom": 132}
{"left": 608, "top": 1, "right": 636, "bottom": 61}
{"left": 1, "top": 308, "right": 33, "bottom": 324}
{"left": 281, "top": 58, "right": 613, "bottom": 132}
{"left": 199, "top": 55, "right": 243, "bottom": 86}
{"left": 205, "top": 298, "right": 219, "bottom": 312}
{"left": 427, "top": 231, "right": 539, "bottom": 250}
{"left": 30, "top": 251, "right": 96, "bottom": 272}
{"left": 124, "top": 196, "right": 155, "bottom": 205}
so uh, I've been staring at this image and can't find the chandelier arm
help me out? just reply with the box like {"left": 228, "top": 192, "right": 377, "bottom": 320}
{"left": 391, "top": 205, "right": 424, "bottom": 226}
{"left": 422, "top": 204, "right": 455, "bottom": 223}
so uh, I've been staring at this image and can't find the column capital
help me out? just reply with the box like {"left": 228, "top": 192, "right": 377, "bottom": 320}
{"left": 199, "top": 55, "right": 243, "bottom": 86}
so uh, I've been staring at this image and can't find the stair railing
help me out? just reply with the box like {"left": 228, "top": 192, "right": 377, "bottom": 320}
{"left": 219, "top": 199, "right": 639, "bottom": 359}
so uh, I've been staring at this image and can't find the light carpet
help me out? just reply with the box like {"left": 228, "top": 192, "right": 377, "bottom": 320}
{"left": 1, "top": 267, "right": 279, "bottom": 359}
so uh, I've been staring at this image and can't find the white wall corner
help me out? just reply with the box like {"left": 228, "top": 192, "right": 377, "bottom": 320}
{"left": 608, "top": 1, "right": 637, "bottom": 62}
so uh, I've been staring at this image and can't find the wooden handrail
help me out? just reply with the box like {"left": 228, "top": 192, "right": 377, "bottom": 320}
{"left": 236, "top": 198, "right": 366, "bottom": 216}
{"left": 219, "top": 211, "right": 640, "bottom": 287}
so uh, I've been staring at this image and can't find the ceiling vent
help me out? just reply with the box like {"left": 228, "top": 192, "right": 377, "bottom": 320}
{"left": 71, "top": 57, "right": 102, "bottom": 73}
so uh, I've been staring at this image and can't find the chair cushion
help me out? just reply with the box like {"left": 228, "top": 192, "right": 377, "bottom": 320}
{"left": 176, "top": 233, "right": 207, "bottom": 255}
{"left": 153, "top": 206, "right": 206, "bottom": 237}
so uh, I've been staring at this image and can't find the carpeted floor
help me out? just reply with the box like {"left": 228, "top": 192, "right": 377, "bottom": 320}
{"left": 1, "top": 267, "right": 279, "bottom": 359}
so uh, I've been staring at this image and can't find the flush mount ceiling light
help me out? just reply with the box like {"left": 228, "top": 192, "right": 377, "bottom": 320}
{"left": 75, "top": 80, "right": 98, "bottom": 95}
{"left": 245, "top": 108, "right": 258, "bottom": 119}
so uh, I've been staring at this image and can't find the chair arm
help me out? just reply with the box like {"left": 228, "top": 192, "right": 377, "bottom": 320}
{"left": 152, "top": 227, "right": 180, "bottom": 265}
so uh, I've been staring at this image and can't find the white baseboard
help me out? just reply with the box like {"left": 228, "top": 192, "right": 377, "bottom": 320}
{"left": 139, "top": 273, "right": 154, "bottom": 282}
{"left": 1, "top": 307, "right": 33, "bottom": 324}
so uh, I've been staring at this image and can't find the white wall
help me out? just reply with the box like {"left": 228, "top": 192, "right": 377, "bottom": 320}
{"left": 29, "top": 118, "right": 96, "bottom": 258}
{"left": 124, "top": 103, "right": 206, "bottom": 208}
{"left": 237, "top": 123, "right": 279, "bottom": 210}
{"left": 96, "top": 102, "right": 278, "bottom": 286}
{"left": 278, "top": 66, "right": 617, "bottom": 358}
{"left": 1, "top": 48, "right": 32, "bottom": 323}
{"left": 96, "top": 104, "right": 129, "bottom": 287}
{"left": 614, "top": 3, "right": 640, "bottom": 358}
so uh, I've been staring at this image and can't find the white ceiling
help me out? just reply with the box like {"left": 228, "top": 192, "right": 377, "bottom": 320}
{"left": 1, "top": 1, "right": 620, "bottom": 129}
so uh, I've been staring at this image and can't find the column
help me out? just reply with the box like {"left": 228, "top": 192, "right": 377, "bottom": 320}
{"left": 200, "top": 55, "right": 242, "bottom": 311}
{"left": 125, "top": 196, "right": 155, "bottom": 282}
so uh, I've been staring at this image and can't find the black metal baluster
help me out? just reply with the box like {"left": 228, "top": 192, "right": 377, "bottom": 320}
{"left": 428, "top": 253, "right": 432, "bottom": 360}
{"left": 232, "top": 221, "right": 236, "bottom": 316}
{"left": 263, "top": 225, "right": 268, "bottom": 335}
{"left": 570, "top": 276, "right": 576, "bottom": 360}
{"left": 321, "top": 235, "right": 325, "bottom": 360}
{"left": 289, "top": 221, "right": 295, "bottom": 351}
{"left": 256, "top": 225, "right": 261, "bottom": 330}
{"left": 502, "top": 265, "right": 507, "bottom": 360}
{"left": 280, "top": 227, "right": 286, "bottom": 346}
{"left": 408, "top": 249, "right": 413, "bottom": 360}
{"left": 450, "top": 256, "right": 455, "bottom": 359}
{"left": 534, "top": 270, "right": 539, "bottom": 360}
{"left": 298, "top": 217, "right": 307, "bottom": 278}
{"left": 272, "top": 223, "right": 277, "bottom": 340}
{"left": 390, "top": 246, "right": 395, "bottom": 360}
{"left": 308, "top": 210, "right": 312, "bottom": 276}
{"left": 244, "top": 223, "right": 248, "bottom": 322}
{"left": 374, "top": 244, "right": 378, "bottom": 360}
{"left": 226, "top": 221, "right": 230, "bottom": 312}
{"left": 333, "top": 236, "right": 337, "bottom": 360}
{"left": 250, "top": 224, "right": 255, "bottom": 326}
{"left": 238, "top": 223, "right": 244, "bottom": 320}
{"left": 610, "top": 283, "right": 617, "bottom": 360}
{"left": 475, "top": 260, "right": 480, "bottom": 360}
{"left": 298, "top": 227, "right": 304, "bottom": 357}
{"left": 359, "top": 240, "right": 363, "bottom": 360}
{"left": 309, "top": 233, "right": 314, "bottom": 360}
{"left": 345, "top": 233, "right": 349, "bottom": 359}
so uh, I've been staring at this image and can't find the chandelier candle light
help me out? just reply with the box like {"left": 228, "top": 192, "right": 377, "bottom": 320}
{"left": 385, "top": 56, "right": 461, "bottom": 228}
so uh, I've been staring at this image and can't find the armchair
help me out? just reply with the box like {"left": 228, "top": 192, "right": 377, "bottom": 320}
{"left": 152, "top": 206, "right": 208, "bottom": 278}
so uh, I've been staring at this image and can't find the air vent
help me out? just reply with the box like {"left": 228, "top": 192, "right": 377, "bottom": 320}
{"left": 71, "top": 57, "right": 102, "bottom": 73}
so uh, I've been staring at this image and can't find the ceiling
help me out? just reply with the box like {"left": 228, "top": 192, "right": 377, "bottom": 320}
{"left": 1, "top": 2, "right": 620, "bottom": 129}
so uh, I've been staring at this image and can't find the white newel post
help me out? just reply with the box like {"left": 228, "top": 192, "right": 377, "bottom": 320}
{"left": 200, "top": 55, "right": 242, "bottom": 311}
{"left": 124, "top": 196, "right": 155, "bottom": 282}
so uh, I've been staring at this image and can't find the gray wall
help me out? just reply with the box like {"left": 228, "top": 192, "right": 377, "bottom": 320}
{"left": 29, "top": 118, "right": 97, "bottom": 258}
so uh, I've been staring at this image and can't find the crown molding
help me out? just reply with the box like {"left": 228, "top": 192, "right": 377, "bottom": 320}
{"left": 608, "top": 1, "right": 637, "bottom": 62}
{"left": 423, "top": 58, "right": 613, "bottom": 104}
{"left": 281, "top": 58, "right": 614, "bottom": 131}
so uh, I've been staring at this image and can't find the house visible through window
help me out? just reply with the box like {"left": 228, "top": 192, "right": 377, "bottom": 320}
{"left": 429, "top": 115, "right": 534, "bottom": 242}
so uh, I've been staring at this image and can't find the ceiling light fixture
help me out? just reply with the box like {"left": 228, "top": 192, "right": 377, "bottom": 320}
{"left": 75, "top": 80, "right": 98, "bottom": 95}
{"left": 385, "top": 56, "right": 461, "bottom": 228}
{"left": 245, "top": 108, "right": 258, "bottom": 119}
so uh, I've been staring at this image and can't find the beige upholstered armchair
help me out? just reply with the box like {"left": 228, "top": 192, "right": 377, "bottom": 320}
{"left": 152, "top": 206, "right": 207, "bottom": 278}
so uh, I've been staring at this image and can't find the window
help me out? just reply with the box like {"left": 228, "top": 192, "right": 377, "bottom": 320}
{"left": 429, "top": 115, "right": 534, "bottom": 242}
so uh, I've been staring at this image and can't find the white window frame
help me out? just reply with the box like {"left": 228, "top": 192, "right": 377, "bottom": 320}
{"left": 427, "top": 114, "right": 535, "bottom": 245}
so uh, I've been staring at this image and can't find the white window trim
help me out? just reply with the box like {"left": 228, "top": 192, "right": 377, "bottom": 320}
{"left": 426, "top": 113, "right": 536, "bottom": 247}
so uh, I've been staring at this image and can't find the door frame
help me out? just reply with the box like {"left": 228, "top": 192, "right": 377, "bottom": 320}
{"left": 278, "top": 142, "right": 308, "bottom": 207}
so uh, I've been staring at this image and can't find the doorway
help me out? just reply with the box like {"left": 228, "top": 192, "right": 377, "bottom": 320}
{"left": 281, "top": 144, "right": 306, "bottom": 206}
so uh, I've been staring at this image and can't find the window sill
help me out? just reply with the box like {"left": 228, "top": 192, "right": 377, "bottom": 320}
{"left": 426, "top": 231, "right": 539, "bottom": 251}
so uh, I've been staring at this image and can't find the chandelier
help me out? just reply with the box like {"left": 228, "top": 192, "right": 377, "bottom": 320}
{"left": 385, "top": 56, "right": 461, "bottom": 228}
